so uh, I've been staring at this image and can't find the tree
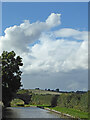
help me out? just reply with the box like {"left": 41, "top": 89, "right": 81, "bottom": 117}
{"left": 56, "top": 88, "right": 59, "bottom": 92}
{"left": 48, "top": 89, "right": 50, "bottom": 91}
{"left": 51, "top": 95, "right": 59, "bottom": 107}
{"left": 1, "top": 51, "right": 23, "bottom": 107}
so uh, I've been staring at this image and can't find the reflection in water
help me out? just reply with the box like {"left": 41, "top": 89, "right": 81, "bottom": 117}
{"left": 3, "top": 107, "right": 65, "bottom": 119}
{"left": 3, "top": 107, "right": 20, "bottom": 118}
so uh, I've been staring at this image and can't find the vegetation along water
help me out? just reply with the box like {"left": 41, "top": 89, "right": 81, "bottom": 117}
{"left": 10, "top": 89, "right": 89, "bottom": 119}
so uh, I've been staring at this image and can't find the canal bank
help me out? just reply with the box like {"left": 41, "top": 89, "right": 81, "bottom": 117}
{"left": 37, "top": 106, "right": 88, "bottom": 119}
{"left": 44, "top": 108, "right": 75, "bottom": 119}
{"left": 37, "top": 106, "right": 75, "bottom": 119}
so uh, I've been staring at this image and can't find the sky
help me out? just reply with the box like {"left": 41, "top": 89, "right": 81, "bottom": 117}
{"left": 1, "top": 2, "right": 88, "bottom": 91}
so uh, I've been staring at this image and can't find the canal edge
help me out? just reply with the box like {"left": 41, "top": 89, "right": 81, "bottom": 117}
{"left": 44, "top": 107, "right": 76, "bottom": 119}
{"left": 37, "top": 106, "right": 83, "bottom": 120}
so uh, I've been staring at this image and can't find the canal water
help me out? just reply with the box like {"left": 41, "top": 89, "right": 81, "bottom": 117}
{"left": 3, "top": 107, "right": 66, "bottom": 119}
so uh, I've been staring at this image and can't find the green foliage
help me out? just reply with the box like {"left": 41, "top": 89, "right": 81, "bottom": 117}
{"left": 51, "top": 95, "right": 59, "bottom": 107}
{"left": 17, "top": 89, "right": 31, "bottom": 94}
{"left": 78, "top": 92, "right": 88, "bottom": 112}
{"left": 30, "top": 94, "right": 54, "bottom": 106}
{"left": 50, "top": 107, "right": 88, "bottom": 118}
{"left": 57, "top": 93, "right": 88, "bottom": 112}
{"left": 11, "top": 99, "right": 24, "bottom": 107}
{"left": 1, "top": 51, "right": 23, "bottom": 107}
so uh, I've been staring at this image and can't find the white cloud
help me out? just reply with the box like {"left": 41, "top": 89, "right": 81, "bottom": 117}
{"left": 22, "top": 32, "right": 88, "bottom": 74}
{"left": 54, "top": 28, "right": 88, "bottom": 41}
{"left": 62, "top": 40, "right": 88, "bottom": 71}
{"left": 0, "top": 13, "right": 88, "bottom": 74}
{"left": 0, "top": 13, "right": 88, "bottom": 90}
{"left": 0, "top": 13, "right": 61, "bottom": 54}
{"left": 46, "top": 13, "right": 61, "bottom": 27}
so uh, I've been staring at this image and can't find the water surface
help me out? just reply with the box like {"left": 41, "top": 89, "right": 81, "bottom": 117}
{"left": 3, "top": 107, "right": 65, "bottom": 119}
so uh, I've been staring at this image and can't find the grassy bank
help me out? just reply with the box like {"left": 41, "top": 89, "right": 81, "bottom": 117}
{"left": 47, "top": 107, "right": 88, "bottom": 119}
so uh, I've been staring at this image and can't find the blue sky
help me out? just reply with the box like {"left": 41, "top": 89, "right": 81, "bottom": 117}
{"left": 2, "top": 2, "right": 88, "bottom": 35}
{"left": 1, "top": 2, "right": 88, "bottom": 90}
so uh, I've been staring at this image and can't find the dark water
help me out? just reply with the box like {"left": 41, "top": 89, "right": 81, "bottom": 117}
{"left": 3, "top": 107, "right": 66, "bottom": 119}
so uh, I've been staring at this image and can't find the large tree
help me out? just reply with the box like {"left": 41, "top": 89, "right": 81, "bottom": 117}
{"left": 1, "top": 51, "right": 23, "bottom": 107}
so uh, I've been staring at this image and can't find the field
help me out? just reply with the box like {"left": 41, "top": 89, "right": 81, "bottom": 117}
{"left": 17, "top": 89, "right": 61, "bottom": 95}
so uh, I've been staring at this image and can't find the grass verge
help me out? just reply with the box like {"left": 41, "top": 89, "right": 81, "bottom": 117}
{"left": 48, "top": 107, "right": 88, "bottom": 119}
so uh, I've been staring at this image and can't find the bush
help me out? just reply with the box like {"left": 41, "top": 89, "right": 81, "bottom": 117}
{"left": 10, "top": 99, "right": 24, "bottom": 107}
{"left": 57, "top": 93, "right": 88, "bottom": 112}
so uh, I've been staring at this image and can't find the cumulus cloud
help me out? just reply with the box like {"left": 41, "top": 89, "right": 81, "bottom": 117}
{"left": 0, "top": 13, "right": 88, "bottom": 90}
{"left": 22, "top": 32, "right": 88, "bottom": 74}
{"left": 62, "top": 40, "right": 88, "bottom": 71}
{"left": 0, "top": 13, "right": 61, "bottom": 54}
{"left": 54, "top": 28, "right": 88, "bottom": 41}
{"left": 46, "top": 13, "right": 61, "bottom": 27}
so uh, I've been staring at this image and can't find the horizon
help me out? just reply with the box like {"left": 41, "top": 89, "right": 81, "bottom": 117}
{"left": 20, "top": 87, "right": 88, "bottom": 92}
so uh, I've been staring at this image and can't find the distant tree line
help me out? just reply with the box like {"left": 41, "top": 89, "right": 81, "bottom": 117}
{"left": 22, "top": 88, "right": 87, "bottom": 94}
{"left": 44, "top": 88, "right": 87, "bottom": 94}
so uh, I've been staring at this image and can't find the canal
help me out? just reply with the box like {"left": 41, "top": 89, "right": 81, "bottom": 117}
{"left": 3, "top": 107, "right": 67, "bottom": 119}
